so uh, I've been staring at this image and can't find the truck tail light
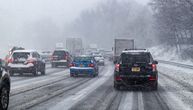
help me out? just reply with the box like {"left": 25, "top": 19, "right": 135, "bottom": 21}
{"left": 115, "top": 64, "right": 120, "bottom": 72}
{"left": 115, "top": 76, "right": 122, "bottom": 81}
{"left": 70, "top": 63, "right": 75, "bottom": 67}
{"left": 27, "top": 59, "right": 36, "bottom": 64}
{"left": 8, "top": 58, "right": 13, "bottom": 63}
{"left": 152, "top": 64, "right": 157, "bottom": 72}
{"left": 89, "top": 64, "right": 94, "bottom": 67}
{"left": 149, "top": 76, "right": 157, "bottom": 81}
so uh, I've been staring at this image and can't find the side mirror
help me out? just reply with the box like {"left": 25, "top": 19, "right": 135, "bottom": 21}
{"left": 153, "top": 60, "right": 158, "bottom": 64}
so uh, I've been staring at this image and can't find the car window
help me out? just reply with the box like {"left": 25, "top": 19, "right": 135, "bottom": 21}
{"left": 121, "top": 53, "right": 150, "bottom": 64}
{"left": 53, "top": 51, "right": 66, "bottom": 56}
{"left": 12, "top": 52, "right": 30, "bottom": 59}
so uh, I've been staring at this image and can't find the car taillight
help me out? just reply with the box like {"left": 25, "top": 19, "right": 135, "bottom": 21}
{"left": 70, "top": 63, "right": 75, "bottom": 67}
{"left": 8, "top": 58, "right": 13, "bottom": 63}
{"left": 115, "top": 64, "right": 120, "bottom": 72}
{"left": 152, "top": 64, "right": 157, "bottom": 72}
{"left": 89, "top": 64, "right": 94, "bottom": 67}
{"left": 149, "top": 76, "right": 157, "bottom": 81}
{"left": 115, "top": 76, "right": 122, "bottom": 81}
{"left": 27, "top": 59, "right": 36, "bottom": 64}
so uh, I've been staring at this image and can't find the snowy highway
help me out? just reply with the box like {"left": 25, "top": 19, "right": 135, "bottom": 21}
{"left": 5, "top": 60, "right": 193, "bottom": 110}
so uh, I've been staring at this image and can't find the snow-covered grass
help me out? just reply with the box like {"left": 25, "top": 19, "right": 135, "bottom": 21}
{"left": 149, "top": 45, "right": 193, "bottom": 65}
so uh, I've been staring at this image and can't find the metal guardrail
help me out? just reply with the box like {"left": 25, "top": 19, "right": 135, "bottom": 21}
{"left": 158, "top": 60, "right": 193, "bottom": 69}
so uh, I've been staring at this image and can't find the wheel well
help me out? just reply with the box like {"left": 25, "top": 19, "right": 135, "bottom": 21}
{"left": 2, "top": 78, "right": 10, "bottom": 91}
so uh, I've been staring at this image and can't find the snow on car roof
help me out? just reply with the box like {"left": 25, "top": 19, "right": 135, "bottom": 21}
{"left": 13, "top": 50, "right": 37, "bottom": 53}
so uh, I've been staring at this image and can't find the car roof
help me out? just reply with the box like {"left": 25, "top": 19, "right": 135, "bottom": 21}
{"left": 122, "top": 49, "right": 149, "bottom": 53}
{"left": 13, "top": 50, "right": 37, "bottom": 53}
{"left": 54, "top": 49, "right": 69, "bottom": 52}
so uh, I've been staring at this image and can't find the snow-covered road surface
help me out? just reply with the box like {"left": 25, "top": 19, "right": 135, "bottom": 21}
{"left": 7, "top": 61, "right": 193, "bottom": 110}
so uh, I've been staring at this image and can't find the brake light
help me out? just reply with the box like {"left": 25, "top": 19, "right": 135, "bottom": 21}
{"left": 115, "top": 64, "right": 120, "bottom": 72}
{"left": 115, "top": 76, "right": 122, "bottom": 81}
{"left": 70, "top": 63, "right": 75, "bottom": 67}
{"left": 89, "top": 64, "right": 94, "bottom": 67}
{"left": 27, "top": 59, "right": 36, "bottom": 64}
{"left": 8, "top": 58, "right": 13, "bottom": 63}
{"left": 149, "top": 76, "right": 157, "bottom": 81}
{"left": 152, "top": 64, "right": 157, "bottom": 72}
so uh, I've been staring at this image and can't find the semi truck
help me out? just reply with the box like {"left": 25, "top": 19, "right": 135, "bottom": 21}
{"left": 113, "top": 39, "right": 134, "bottom": 63}
{"left": 66, "top": 38, "right": 83, "bottom": 56}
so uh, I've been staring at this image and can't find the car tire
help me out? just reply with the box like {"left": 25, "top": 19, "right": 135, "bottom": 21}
{"left": 114, "top": 82, "right": 121, "bottom": 90}
{"left": 41, "top": 65, "right": 46, "bottom": 75}
{"left": 0, "top": 85, "right": 9, "bottom": 110}
{"left": 151, "top": 82, "right": 158, "bottom": 91}
{"left": 51, "top": 63, "right": 56, "bottom": 68}
{"left": 33, "top": 67, "right": 38, "bottom": 76}
{"left": 9, "top": 71, "right": 14, "bottom": 76}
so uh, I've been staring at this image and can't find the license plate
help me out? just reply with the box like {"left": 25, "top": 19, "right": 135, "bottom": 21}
{"left": 131, "top": 67, "right": 140, "bottom": 72}
{"left": 80, "top": 64, "right": 83, "bottom": 67}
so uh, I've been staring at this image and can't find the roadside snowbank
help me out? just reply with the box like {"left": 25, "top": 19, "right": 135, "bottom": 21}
{"left": 149, "top": 45, "right": 193, "bottom": 65}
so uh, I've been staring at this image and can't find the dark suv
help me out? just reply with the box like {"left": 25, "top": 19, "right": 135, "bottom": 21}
{"left": 114, "top": 49, "right": 158, "bottom": 90}
{"left": 51, "top": 49, "right": 72, "bottom": 68}
{"left": 0, "top": 59, "right": 10, "bottom": 110}
{"left": 7, "top": 50, "right": 46, "bottom": 76}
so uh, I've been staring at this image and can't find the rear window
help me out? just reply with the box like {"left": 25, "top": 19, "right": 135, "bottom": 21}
{"left": 121, "top": 52, "right": 150, "bottom": 64}
{"left": 12, "top": 52, "right": 30, "bottom": 59}
{"left": 74, "top": 57, "right": 93, "bottom": 62}
{"left": 53, "top": 51, "right": 66, "bottom": 56}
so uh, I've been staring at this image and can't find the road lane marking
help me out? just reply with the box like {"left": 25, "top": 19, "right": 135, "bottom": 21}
{"left": 118, "top": 92, "right": 133, "bottom": 110}
{"left": 138, "top": 92, "right": 144, "bottom": 110}
{"left": 49, "top": 65, "right": 113, "bottom": 110}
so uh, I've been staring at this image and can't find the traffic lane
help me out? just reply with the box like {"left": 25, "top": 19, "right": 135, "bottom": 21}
{"left": 68, "top": 66, "right": 193, "bottom": 110}
{"left": 10, "top": 65, "right": 67, "bottom": 82}
{"left": 28, "top": 62, "right": 112, "bottom": 110}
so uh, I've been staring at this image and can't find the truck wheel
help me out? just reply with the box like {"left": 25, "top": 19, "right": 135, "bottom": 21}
{"left": 51, "top": 63, "right": 56, "bottom": 68}
{"left": 9, "top": 71, "right": 14, "bottom": 76}
{"left": 114, "top": 82, "right": 121, "bottom": 90}
{"left": 151, "top": 82, "right": 158, "bottom": 91}
{"left": 33, "top": 68, "right": 38, "bottom": 76}
{"left": 41, "top": 65, "right": 46, "bottom": 75}
{"left": 0, "top": 85, "right": 9, "bottom": 110}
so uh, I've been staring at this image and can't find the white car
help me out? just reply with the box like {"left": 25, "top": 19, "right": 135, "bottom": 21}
{"left": 94, "top": 55, "right": 105, "bottom": 66}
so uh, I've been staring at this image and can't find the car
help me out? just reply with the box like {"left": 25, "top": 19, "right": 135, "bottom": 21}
{"left": 70, "top": 56, "right": 99, "bottom": 77}
{"left": 114, "top": 49, "right": 158, "bottom": 90}
{"left": 94, "top": 55, "right": 105, "bottom": 66}
{"left": 51, "top": 49, "right": 72, "bottom": 68}
{"left": 40, "top": 51, "right": 52, "bottom": 63}
{"left": 0, "top": 59, "right": 10, "bottom": 110}
{"left": 7, "top": 50, "right": 46, "bottom": 76}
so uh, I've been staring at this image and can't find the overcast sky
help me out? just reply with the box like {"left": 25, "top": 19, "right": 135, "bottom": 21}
{"left": 0, "top": 0, "right": 150, "bottom": 57}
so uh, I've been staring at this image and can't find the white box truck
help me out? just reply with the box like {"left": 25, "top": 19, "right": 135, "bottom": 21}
{"left": 66, "top": 38, "right": 83, "bottom": 56}
{"left": 113, "top": 39, "right": 134, "bottom": 63}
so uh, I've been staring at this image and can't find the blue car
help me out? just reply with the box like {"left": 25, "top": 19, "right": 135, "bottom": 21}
{"left": 70, "top": 56, "right": 99, "bottom": 77}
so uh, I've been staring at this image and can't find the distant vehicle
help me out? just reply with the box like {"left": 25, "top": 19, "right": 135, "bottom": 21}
{"left": 70, "top": 56, "right": 99, "bottom": 77}
{"left": 0, "top": 60, "right": 10, "bottom": 110}
{"left": 51, "top": 49, "right": 72, "bottom": 68}
{"left": 4, "top": 46, "right": 25, "bottom": 69}
{"left": 94, "top": 55, "right": 105, "bottom": 66}
{"left": 113, "top": 39, "right": 134, "bottom": 63}
{"left": 66, "top": 38, "right": 83, "bottom": 56}
{"left": 114, "top": 49, "right": 158, "bottom": 90}
{"left": 40, "top": 51, "right": 52, "bottom": 63}
{"left": 7, "top": 50, "right": 46, "bottom": 76}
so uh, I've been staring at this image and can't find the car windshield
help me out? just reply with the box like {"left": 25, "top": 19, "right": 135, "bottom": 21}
{"left": 121, "top": 53, "right": 150, "bottom": 64}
